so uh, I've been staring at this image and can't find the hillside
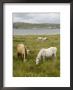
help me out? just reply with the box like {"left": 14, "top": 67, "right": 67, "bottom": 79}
{"left": 13, "top": 22, "right": 60, "bottom": 29}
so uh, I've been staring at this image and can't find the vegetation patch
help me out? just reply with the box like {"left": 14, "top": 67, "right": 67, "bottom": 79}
{"left": 13, "top": 35, "right": 60, "bottom": 77}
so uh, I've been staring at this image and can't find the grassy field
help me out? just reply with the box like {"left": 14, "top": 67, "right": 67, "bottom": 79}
{"left": 13, "top": 35, "right": 60, "bottom": 77}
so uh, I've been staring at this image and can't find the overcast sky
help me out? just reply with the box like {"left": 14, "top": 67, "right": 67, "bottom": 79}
{"left": 13, "top": 13, "right": 60, "bottom": 24}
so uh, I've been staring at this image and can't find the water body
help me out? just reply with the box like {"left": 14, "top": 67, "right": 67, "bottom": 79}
{"left": 13, "top": 28, "right": 60, "bottom": 35}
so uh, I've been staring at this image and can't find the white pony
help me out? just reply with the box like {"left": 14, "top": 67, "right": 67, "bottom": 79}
{"left": 37, "top": 37, "right": 47, "bottom": 41}
{"left": 37, "top": 37, "right": 42, "bottom": 40}
{"left": 42, "top": 37, "right": 47, "bottom": 41}
{"left": 36, "top": 47, "right": 57, "bottom": 64}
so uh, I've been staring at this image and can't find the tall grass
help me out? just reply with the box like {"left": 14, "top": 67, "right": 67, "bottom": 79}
{"left": 13, "top": 35, "right": 60, "bottom": 77}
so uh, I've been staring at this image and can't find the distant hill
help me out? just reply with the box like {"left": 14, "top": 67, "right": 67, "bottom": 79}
{"left": 13, "top": 22, "right": 60, "bottom": 29}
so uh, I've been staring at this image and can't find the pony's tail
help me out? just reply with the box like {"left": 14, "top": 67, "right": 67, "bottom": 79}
{"left": 25, "top": 47, "right": 27, "bottom": 59}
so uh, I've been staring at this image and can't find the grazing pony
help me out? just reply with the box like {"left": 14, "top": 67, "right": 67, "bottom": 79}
{"left": 42, "top": 37, "right": 47, "bottom": 41}
{"left": 37, "top": 37, "right": 42, "bottom": 40}
{"left": 36, "top": 47, "right": 57, "bottom": 64}
{"left": 37, "top": 37, "right": 47, "bottom": 41}
{"left": 16, "top": 43, "right": 29, "bottom": 62}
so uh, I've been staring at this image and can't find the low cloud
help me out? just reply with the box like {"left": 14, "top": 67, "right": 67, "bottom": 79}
{"left": 13, "top": 13, "right": 60, "bottom": 24}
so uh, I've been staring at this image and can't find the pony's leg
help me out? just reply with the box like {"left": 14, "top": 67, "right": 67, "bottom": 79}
{"left": 17, "top": 53, "right": 21, "bottom": 60}
{"left": 24, "top": 48, "right": 27, "bottom": 62}
{"left": 23, "top": 53, "right": 26, "bottom": 62}
{"left": 17, "top": 53, "right": 19, "bottom": 57}
{"left": 52, "top": 53, "right": 56, "bottom": 66}
{"left": 21, "top": 54, "right": 24, "bottom": 62}
{"left": 43, "top": 56, "right": 45, "bottom": 62}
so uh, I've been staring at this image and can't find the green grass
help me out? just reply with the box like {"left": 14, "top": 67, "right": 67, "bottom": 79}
{"left": 13, "top": 35, "right": 60, "bottom": 77}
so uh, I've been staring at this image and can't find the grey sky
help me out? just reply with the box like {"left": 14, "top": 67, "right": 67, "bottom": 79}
{"left": 13, "top": 13, "right": 60, "bottom": 24}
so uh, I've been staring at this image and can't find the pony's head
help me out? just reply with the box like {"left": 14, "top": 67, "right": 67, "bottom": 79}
{"left": 27, "top": 49, "right": 30, "bottom": 54}
{"left": 36, "top": 58, "right": 40, "bottom": 64}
